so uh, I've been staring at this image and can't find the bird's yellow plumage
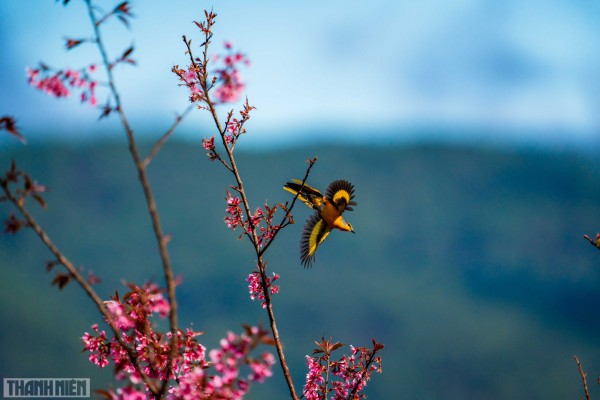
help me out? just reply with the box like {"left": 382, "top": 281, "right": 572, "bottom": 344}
{"left": 301, "top": 214, "right": 331, "bottom": 266}
{"left": 284, "top": 179, "right": 357, "bottom": 267}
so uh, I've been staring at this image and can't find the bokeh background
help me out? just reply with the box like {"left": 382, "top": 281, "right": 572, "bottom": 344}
{"left": 3, "top": 1, "right": 600, "bottom": 145}
{"left": 2, "top": 1, "right": 600, "bottom": 399}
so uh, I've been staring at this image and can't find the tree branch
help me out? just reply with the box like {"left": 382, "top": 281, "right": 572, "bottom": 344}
{"left": 574, "top": 355, "right": 591, "bottom": 400}
{"left": 583, "top": 234, "right": 600, "bottom": 251}
{"left": 143, "top": 104, "right": 195, "bottom": 168}
{"left": 0, "top": 180, "right": 159, "bottom": 393}
{"left": 259, "top": 157, "right": 317, "bottom": 257}
{"left": 183, "top": 32, "right": 300, "bottom": 399}
{"left": 85, "top": 2, "right": 178, "bottom": 397}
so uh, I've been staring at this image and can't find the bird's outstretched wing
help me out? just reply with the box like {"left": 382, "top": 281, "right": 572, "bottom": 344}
{"left": 283, "top": 179, "right": 324, "bottom": 210}
{"left": 300, "top": 213, "right": 332, "bottom": 268}
{"left": 325, "top": 180, "right": 357, "bottom": 213}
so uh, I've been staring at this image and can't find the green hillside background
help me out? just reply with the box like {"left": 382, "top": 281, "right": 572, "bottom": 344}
{"left": 1, "top": 138, "right": 600, "bottom": 399}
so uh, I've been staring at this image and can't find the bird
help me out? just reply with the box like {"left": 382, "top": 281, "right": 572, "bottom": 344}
{"left": 283, "top": 179, "right": 357, "bottom": 267}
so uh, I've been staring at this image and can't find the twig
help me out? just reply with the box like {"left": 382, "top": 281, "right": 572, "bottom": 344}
{"left": 143, "top": 104, "right": 195, "bottom": 168}
{"left": 583, "top": 235, "right": 600, "bottom": 251}
{"left": 259, "top": 157, "right": 317, "bottom": 257}
{"left": 0, "top": 180, "right": 158, "bottom": 393}
{"left": 324, "top": 354, "right": 331, "bottom": 399}
{"left": 85, "top": 2, "right": 178, "bottom": 398}
{"left": 574, "top": 355, "right": 591, "bottom": 400}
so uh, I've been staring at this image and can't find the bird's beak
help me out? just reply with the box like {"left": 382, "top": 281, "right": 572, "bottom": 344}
{"left": 351, "top": 228, "right": 356, "bottom": 234}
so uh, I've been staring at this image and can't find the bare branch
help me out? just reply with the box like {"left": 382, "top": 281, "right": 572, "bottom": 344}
{"left": 143, "top": 104, "right": 195, "bottom": 168}
{"left": 583, "top": 234, "right": 600, "bottom": 251}
{"left": 574, "top": 355, "right": 591, "bottom": 400}
{"left": 259, "top": 157, "right": 317, "bottom": 257}
{"left": 84, "top": 1, "right": 177, "bottom": 397}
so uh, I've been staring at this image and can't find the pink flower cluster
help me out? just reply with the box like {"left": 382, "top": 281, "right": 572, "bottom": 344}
{"left": 247, "top": 271, "right": 280, "bottom": 308}
{"left": 201, "top": 136, "right": 215, "bottom": 151}
{"left": 26, "top": 65, "right": 98, "bottom": 106}
{"left": 82, "top": 281, "right": 276, "bottom": 398}
{"left": 212, "top": 42, "right": 249, "bottom": 103}
{"left": 225, "top": 195, "right": 243, "bottom": 230}
{"left": 200, "top": 135, "right": 221, "bottom": 162}
{"left": 180, "top": 65, "right": 204, "bottom": 103}
{"left": 200, "top": 100, "right": 256, "bottom": 161}
{"left": 303, "top": 338, "right": 384, "bottom": 400}
{"left": 225, "top": 118, "right": 242, "bottom": 144}
{"left": 173, "top": 41, "right": 248, "bottom": 105}
{"left": 81, "top": 282, "right": 187, "bottom": 382}
{"left": 224, "top": 195, "right": 281, "bottom": 249}
{"left": 169, "top": 327, "right": 275, "bottom": 399}
{"left": 225, "top": 100, "right": 256, "bottom": 148}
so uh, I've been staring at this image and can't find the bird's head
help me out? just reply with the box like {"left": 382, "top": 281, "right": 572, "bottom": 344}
{"left": 348, "top": 223, "right": 355, "bottom": 234}
{"left": 340, "top": 218, "right": 355, "bottom": 234}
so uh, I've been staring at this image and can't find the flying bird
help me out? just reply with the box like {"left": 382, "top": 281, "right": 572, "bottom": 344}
{"left": 283, "top": 179, "right": 357, "bottom": 267}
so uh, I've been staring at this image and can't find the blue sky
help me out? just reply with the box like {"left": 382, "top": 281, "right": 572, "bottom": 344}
{"left": 2, "top": 1, "right": 600, "bottom": 146}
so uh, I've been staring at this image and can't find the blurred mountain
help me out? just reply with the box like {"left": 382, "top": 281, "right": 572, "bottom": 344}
{"left": 1, "top": 140, "right": 600, "bottom": 399}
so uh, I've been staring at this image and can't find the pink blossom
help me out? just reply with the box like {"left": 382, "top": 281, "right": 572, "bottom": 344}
{"left": 246, "top": 271, "right": 279, "bottom": 308}
{"left": 183, "top": 66, "right": 197, "bottom": 85}
{"left": 26, "top": 67, "right": 39, "bottom": 84}
{"left": 303, "top": 339, "right": 384, "bottom": 399}
{"left": 248, "top": 352, "right": 275, "bottom": 382}
{"left": 201, "top": 136, "right": 215, "bottom": 151}
{"left": 303, "top": 356, "right": 325, "bottom": 400}
{"left": 113, "top": 386, "right": 146, "bottom": 400}
{"left": 84, "top": 297, "right": 275, "bottom": 398}
{"left": 226, "top": 118, "right": 241, "bottom": 135}
{"left": 213, "top": 77, "right": 245, "bottom": 103}
{"left": 26, "top": 65, "right": 98, "bottom": 107}
{"left": 224, "top": 195, "right": 243, "bottom": 230}
{"left": 249, "top": 208, "right": 262, "bottom": 228}
{"left": 211, "top": 42, "right": 248, "bottom": 103}
{"left": 142, "top": 282, "right": 171, "bottom": 318}
{"left": 105, "top": 300, "right": 135, "bottom": 330}
{"left": 182, "top": 66, "right": 204, "bottom": 102}
{"left": 82, "top": 324, "right": 110, "bottom": 368}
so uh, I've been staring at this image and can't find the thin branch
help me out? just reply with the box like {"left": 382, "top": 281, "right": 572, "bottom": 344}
{"left": 255, "top": 255, "right": 298, "bottom": 400}
{"left": 259, "top": 157, "right": 317, "bottom": 257}
{"left": 324, "top": 354, "right": 331, "bottom": 399}
{"left": 574, "top": 355, "right": 591, "bottom": 400}
{"left": 183, "top": 35, "right": 260, "bottom": 246}
{"left": 143, "top": 104, "right": 195, "bottom": 168}
{"left": 85, "top": 2, "right": 177, "bottom": 398}
{"left": 583, "top": 235, "right": 600, "bottom": 251}
{"left": 0, "top": 181, "right": 158, "bottom": 393}
{"left": 211, "top": 150, "right": 234, "bottom": 172}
